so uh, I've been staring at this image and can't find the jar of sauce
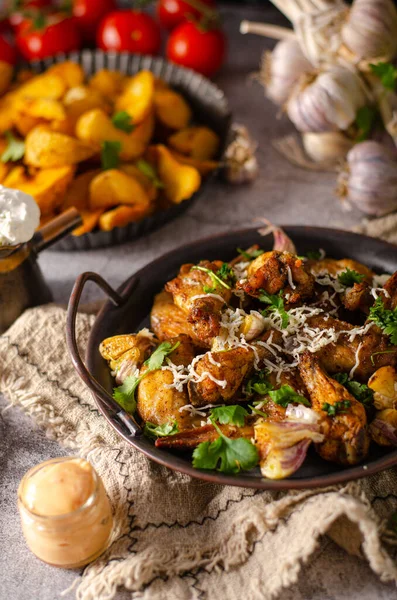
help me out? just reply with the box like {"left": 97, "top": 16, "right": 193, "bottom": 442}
{"left": 17, "top": 457, "right": 113, "bottom": 568}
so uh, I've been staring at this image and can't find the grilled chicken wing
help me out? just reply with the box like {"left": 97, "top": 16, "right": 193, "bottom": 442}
{"left": 341, "top": 282, "right": 372, "bottom": 314}
{"left": 165, "top": 260, "right": 233, "bottom": 346}
{"left": 99, "top": 330, "right": 155, "bottom": 384}
{"left": 299, "top": 352, "right": 369, "bottom": 465}
{"left": 308, "top": 315, "right": 397, "bottom": 380}
{"left": 150, "top": 290, "right": 204, "bottom": 346}
{"left": 137, "top": 335, "right": 200, "bottom": 431}
{"left": 237, "top": 251, "right": 315, "bottom": 306}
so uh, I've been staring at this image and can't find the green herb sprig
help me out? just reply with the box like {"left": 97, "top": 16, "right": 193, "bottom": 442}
{"left": 322, "top": 401, "right": 351, "bottom": 417}
{"left": 193, "top": 264, "right": 235, "bottom": 294}
{"left": 1, "top": 131, "right": 25, "bottom": 163}
{"left": 244, "top": 370, "right": 273, "bottom": 397}
{"left": 368, "top": 297, "right": 397, "bottom": 345}
{"left": 101, "top": 140, "right": 121, "bottom": 170}
{"left": 337, "top": 268, "right": 365, "bottom": 287}
{"left": 259, "top": 290, "right": 290, "bottom": 329}
{"left": 333, "top": 373, "right": 374, "bottom": 406}
{"left": 144, "top": 421, "right": 179, "bottom": 439}
{"left": 112, "top": 111, "right": 135, "bottom": 133}
{"left": 269, "top": 385, "right": 310, "bottom": 408}
{"left": 236, "top": 247, "right": 264, "bottom": 260}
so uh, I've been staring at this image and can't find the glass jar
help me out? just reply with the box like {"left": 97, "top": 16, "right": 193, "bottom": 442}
{"left": 17, "top": 457, "right": 113, "bottom": 569}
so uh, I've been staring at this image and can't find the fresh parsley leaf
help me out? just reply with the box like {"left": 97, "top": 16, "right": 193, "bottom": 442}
{"left": 355, "top": 106, "right": 378, "bottom": 142}
{"left": 113, "top": 375, "right": 141, "bottom": 413}
{"left": 322, "top": 401, "right": 351, "bottom": 417}
{"left": 305, "top": 250, "right": 322, "bottom": 260}
{"left": 333, "top": 373, "right": 374, "bottom": 406}
{"left": 192, "top": 265, "right": 232, "bottom": 291}
{"left": 1, "top": 131, "right": 25, "bottom": 163}
{"left": 217, "top": 263, "right": 237, "bottom": 286}
{"left": 144, "top": 341, "right": 180, "bottom": 371}
{"left": 192, "top": 429, "right": 259, "bottom": 474}
{"left": 210, "top": 405, "right": 249, "bottom": 427}
{"left": 136, "top": 159, "right": 164, "bottom": 189}
{"left": 101, "top": 140, "right": 121, "bottom": 170}
{"left": 259, "top": 290, "right": 290, "bottom": 329}
{"left": 244, "top": 370, "right": 273, "bottom": 396}
{"left": 236, "top": 247, "right": 264, "bottom": 260}
{"left": 112, "top": 111, "right": 135, "bottom": 133}
{"left": 368, "top": 296, "right": 397, "bottom": 345}
{"left": 268, "top": 385, "right": 310, "bottom": 408}
{"left": 144, "top": 420, "right": 179, "bottom": 439}
{"left": 370, "top": 62, "right": 397, "bottom": 91}
{"left": 337, "top": 268, "right": 365, "bottom": 287}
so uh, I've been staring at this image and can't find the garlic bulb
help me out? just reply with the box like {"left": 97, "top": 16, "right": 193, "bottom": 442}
{"left": 338, "top": 141, "right": 397, "bottom": 215}
{"left": 224, "top": 124, "right": 259, "bottom": 185}
{"left": 287, "top": 67, "right": 367, "bottom": 132}
{"left": 302, "top": 131, "right": 354, "bottom": 163}
{"left": 341, "top": 0, "right": 397, "bottom": 61}
{"left": 260, "top": 39, "right": 313, "bottom": 105}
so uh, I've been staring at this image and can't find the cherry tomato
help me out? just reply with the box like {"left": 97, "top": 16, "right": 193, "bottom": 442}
{"left": 72, "top": 0, "right": 116, "bottom": 43}
{"left": 166, "top": 21, "right": 225, "bottom": 77}
{"left": 97, "top": 10, "right": 161, "bottom": 56}
{"left": 8, "top": 0, "right": 53, "bottom": 33}
{"left": 16, "top": 13, "right": 81, "bottom": 61}
{"left": 157, "top": 0, "right": 215, "bottom": 31}
{"left": 0, "top": 35, "right": 16, "bottom": 64}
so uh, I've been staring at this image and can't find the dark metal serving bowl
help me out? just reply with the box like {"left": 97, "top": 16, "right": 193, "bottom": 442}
{"left": 67, "top": 226, "right": 397, "bottom": 489}
{"left": 27, "top": 49, "right": 231, "bottom": 251}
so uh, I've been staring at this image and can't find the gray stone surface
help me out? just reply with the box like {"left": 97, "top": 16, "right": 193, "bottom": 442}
{"left": 1, "top": 4, "right": 396, "bottom": 599}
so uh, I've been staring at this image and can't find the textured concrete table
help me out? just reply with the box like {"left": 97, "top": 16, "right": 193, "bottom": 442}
{"left": 1, "top": 4, "right": 397, "bottom": 600}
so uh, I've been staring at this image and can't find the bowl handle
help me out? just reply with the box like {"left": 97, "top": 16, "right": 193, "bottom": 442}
{"left": 66, "top": 271, "right": 142, "bottom": 437}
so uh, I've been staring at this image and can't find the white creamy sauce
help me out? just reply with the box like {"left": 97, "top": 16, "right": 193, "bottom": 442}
{"left": 0, "top": 186, "right": 40, "bottom": 246}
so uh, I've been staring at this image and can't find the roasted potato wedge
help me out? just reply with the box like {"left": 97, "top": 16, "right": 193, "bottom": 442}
{"left": 154, "top": 88, "right": 192, "bottom": 130}
{"left": 16, "top": 73, "right": 66, "bottom": 100}
{"left": 4, "top": 165, "right": 75, "bottom": 215}
{"left": 63, "top": 85, "right": 111, "bottom": 130}
{"left": 76, "top": 109, "right": 147, "bottom": 161}
{"left": 62, "top": 169, "right": 101, "bottom": 211}
{"left": 89, "top": 169, "right": 151, "bottom": 210}
{"left": 72, "top": 208, "right": 104, "bottom": 236}
{"left": 25, "top": 126, "right": 97, "bottom": 168}
{"left": 99, "top": 203, "right": 152, "bottom": 231}
{"left": 89, "top": 69, "right": 125, "bottom": 98}
{"left": 156, "top": 144, "right": 201, "bottom": 204}
{"left": 21, "top": 97, "right": 66, "bottom": 121}
{"left": 168, "top": 126, "right": 220, "bottom": 160}
{"left": 169, "top": 150, "right": 219, "bottom": 176}
{"left": 47, "top": 61, "right": 85, "bottom": 88}
{"left": 0, "top": 61, "right": 13, "bottom": 97}
{"left": 115, "top": 70, "right": 154, "bottom": 123}
{"left": 120, "top": 163, "right": 158, "bottom": 202}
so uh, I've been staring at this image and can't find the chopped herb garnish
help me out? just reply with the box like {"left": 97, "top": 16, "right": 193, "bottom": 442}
{"left": 112, "top": 111, "right": 135, "bottom": 133}
{"left": 1, "top": 131, "right": 25, "bottom": 163}
{"left": 305, "top": 250, "right": 323, "bottom": 260}
{"left": 217, "top": 263, "right": 237, "bottom": 286}
{"left": 259, "top": 290, "right": 290, "bottom": 329}
{"left": 192, "top": 420, "right": 258, "bottom": 474}
{"left": 355, "top": 106, "right": 378, "bottom": 142}
{"left": 249, "top": 404, "right": 268, "bottom": 418}
{"left": 370, "top": 62, "right": 397, "bottom": 91}
{"left": 144, "top": 420, "right": 179, "bottom": 439}
{"left": 210, "top": 405, "right": 249, "bottom": 427}
{"left": 333, "top": 373, "right": 374, "bottom": 406}
{"left": 136, "top": 159, "right": 164, "bottom": 188}
{"left": 101, "top": 140, "right": 121, "bottom": 170}
{"left": 193, "top": 264, "right": 233, "bottom": 293}
{"left": 368, "top": 296, "right": 397, "bottom": 345}
{"left": 112, "top": 341, "right": 180, "bottom": 413}
{"left": 322, "top": 400, "right": 351, "bottom": 417}
{"left": 337, "top": 268, "right": 365, "bottom": 287}
{"left": 236, "top": 247, "right": 264, "bottom": 260}
{"left": 244, "top": 370, "right": 273, "bottom": 397}
{"left": 269, "top": 385, "right": 310, "bottom": 408}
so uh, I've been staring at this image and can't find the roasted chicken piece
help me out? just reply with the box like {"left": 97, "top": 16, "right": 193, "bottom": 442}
{"left": 299, "top": 352, "right": 369, "bottom": 465}
{"left": 165, "top": 260, "right": 233, "bottom": 346}
{"left": 308, "top": 314, "right": 397, "bottom": 380}
{"left": 383, "top": 272, "right": 397, "bottom": 310}
{"left": 99, "top": 330, "right": 155, "bottom": 384}
{"left": 341, "top": 282, "right": 372, "bottom": 314}
{"left": 137, "top": 335, "right": 200, "bottom": 431}
{"left": 150, "top": 290, "right": 205, "bottom": 346}
{"left": 307, "top": 258, "right": 374, "bottom": 281}
{"left": 155, "top": 422, "right": 255, "bottom": 449}
{"left": 237, "top": 251, "right": 315, "bottom": 306}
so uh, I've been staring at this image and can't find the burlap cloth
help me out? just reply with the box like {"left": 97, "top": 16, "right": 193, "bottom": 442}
{"left": 2, "top": 304, "right": 397, "bottom": 600}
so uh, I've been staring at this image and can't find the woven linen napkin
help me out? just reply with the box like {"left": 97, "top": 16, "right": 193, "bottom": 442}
{"left": 2, "top": 304, "right": 397, "bottom": 600}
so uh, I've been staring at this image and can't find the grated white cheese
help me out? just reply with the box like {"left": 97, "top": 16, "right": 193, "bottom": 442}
{"left": 370, "top": 287, "right": 390, "bottom": 300}
{"left": 372, "top": 273, "right": 391, "bottom": 288}
{"left": 315, "top": 272, "right": 345, "bottom": 294}
{"left": 233, "top": 260, "right": 250, "bottom": 280}
{"left": 286, "top": 265, "right": 296, "bottom": 290}
{"left": 349, "top": 341, "right": 363, "bottom": 379}
{"left": 285, "top": 404, "right": 319, "bottom": 423}
{"left": 190, "top": 293, "right": 227, "bottom": 303}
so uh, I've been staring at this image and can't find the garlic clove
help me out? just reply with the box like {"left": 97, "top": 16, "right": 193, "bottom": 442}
{"left": 240, "top": 311, "right": 266, "bottom": 341}
{"left": 341, "top": 0, "right": 397, "bottom": 61}
{"left": 337, "top": 140, "right": 397, "bottom": 215}
{"left": 302, "top": 131, "right": 354, "bottom": 163}
{"left": 287, "top": 67, "right": 367, "bottom": 132}
{"left": 224, "top": 124, "right": 259, "bottom": 185}
{"left": 259, "top": 39, "right": 313, "bottom": 106}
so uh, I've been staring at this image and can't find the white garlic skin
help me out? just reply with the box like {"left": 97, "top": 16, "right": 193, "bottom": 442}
{"left": 262, "top": 39, "right": 313, "bottom": 106}
{"left": 339, "top": 141, "right": 397, "bottom": 215}
{"left": 341, "top": 0, "right": 397, "bottom": 60}
{"left": 224, "top": 124, "right": 259, "bottom": 185}
{"left": 303, "top": 132, "right": 354, "bottom": 163}
{"left": 287, "top": 67, "right": 367, "bottom": 132}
